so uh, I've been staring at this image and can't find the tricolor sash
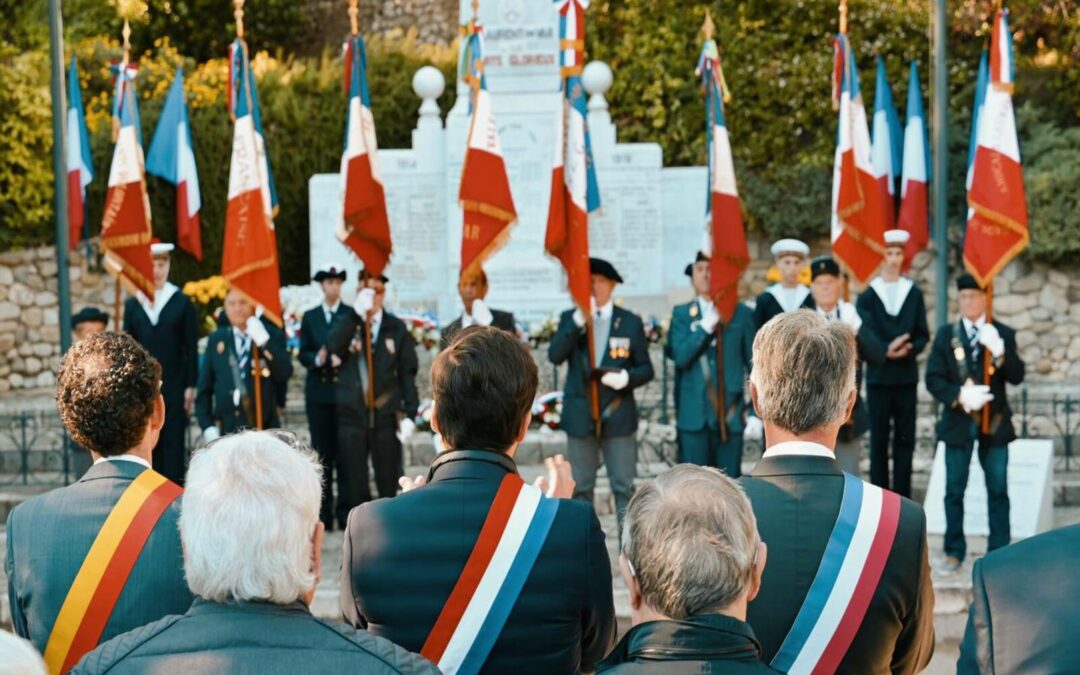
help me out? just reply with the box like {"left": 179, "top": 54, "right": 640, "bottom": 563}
{"left": 421, "top": 474, "right": 559, "bottom": 675}
{"left": 43, "top": 469, "right": 183, "bottom": 675}
{"left": 770, "top": 473, "right": 901, "bottom": 675}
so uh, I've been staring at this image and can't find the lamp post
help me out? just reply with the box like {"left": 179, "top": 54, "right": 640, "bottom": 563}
{"left": 48, "top": 0, "right": 73, "bottom": 355}
{"left": 932, "top": 0, "right": 949, "bottom": 327}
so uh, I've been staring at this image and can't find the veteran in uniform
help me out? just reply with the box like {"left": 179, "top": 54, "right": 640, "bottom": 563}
{"left": 667, "top": 251, "right": 759, "bottom": 476}
{"left": 925, "top": 274, "right": 1024, "bottom": 573}
{"left": 548, "top": 257, "right": 654, "bottom": 533}
{"left": 753, "top": 239, "right": 812, "bottom": 329}
{"left": 856, "top": 230, "right": 930, "bottom": 497}
{"left": 439, "top": 268, "right": 517, "bottom": 350}
{"left": 328, "top": 268, "right": 420, "bottom": 508}
{"left": 298, "top": 264, "right": 348, "bottom": 530}
{"left": 122, "top": 241, "right": 199, "bottom": 484}
{"left": 195, "top": 288, "right": 293, "bottom": 439}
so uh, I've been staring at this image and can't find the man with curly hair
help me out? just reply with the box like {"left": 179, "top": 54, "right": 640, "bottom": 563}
{"left": 6, "top": 333, "right": 193, "bottom": 670}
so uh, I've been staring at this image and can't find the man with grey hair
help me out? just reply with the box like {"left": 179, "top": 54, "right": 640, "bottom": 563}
{"left": 598, "top": 464, "right": 777, "bottom": 673}
{"left": 71, "top": 431, "right": 436, "bottom": 675}
{"left": 741, "top": 311, "right": 934, "bottom": 674}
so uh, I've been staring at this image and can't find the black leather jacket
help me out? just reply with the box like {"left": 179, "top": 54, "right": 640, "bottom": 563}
{"left": 597, "top": 614, "right": 779, "bottom": 673}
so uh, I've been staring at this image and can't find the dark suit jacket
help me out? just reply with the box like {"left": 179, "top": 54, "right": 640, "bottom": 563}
{"left": 327, "top": 308, "right": 420, "bottom": 423}
{"left": 122, "top": 291, "right": 199, "bottom": 404}
{"left": 753, "top": 286, "right": 814, "bottom": 330}
{"left": 341, "top": 450, "right": 616, "bottom": 675}
{"left": 548, "top": 306, "right": 655, "bottom": 438}
{"left": 298, "top": 303, "right": 349, "bottom": 406}
{"left": 439, "top": 308, "right": 516, "bottom": 350}
{"left": 195, "top": 325, "right": 293, "bottom": 433}
{"left": 667, "top": 301, "right": 755, "bottom": 433}
{"left": 924, "top": 319, "right": 1025, "bottom": 447}
{"left": 958, "top": 523, "right": 1080, "bottom": 674}
{"left": 741, "top": 453, "right": 935, "bottom": 674}
{"left": 71, "top": 598, "right": 438, "bottom": 675}
{"left": 5, "top": 460, "right": 193, "bottom": 654}
{"left": 855, "top": 280, "right": 930, "bottom": 386}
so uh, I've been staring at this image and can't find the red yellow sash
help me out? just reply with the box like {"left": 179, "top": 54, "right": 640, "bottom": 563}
{"left": 43, "top": 468, "right": 183, "bottom": 674}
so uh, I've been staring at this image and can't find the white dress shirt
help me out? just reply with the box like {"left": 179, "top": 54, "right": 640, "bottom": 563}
{"left": 93, "top": 454, "right": 152, "bottom": 469}
{"left": 762, "top": 440, "right": 836, "bottom": 459}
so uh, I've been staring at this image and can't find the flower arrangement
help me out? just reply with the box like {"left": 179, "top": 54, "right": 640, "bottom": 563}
{"left": 765, "top": 265, "right": 812, "bottom": 286}
{"left": 531, "top": 391, "right": 564, "bottom": 431}
{"left": 642, "top": 315, "right": 668, "bottom": 344}
{"left": 414, "top": 399, "right": 435, "bottom": 432}
{"left": 398, "top": 313, "right": 440, "bottom": 351}
{"left": 182, "top": 276, "right": 229, "bottom": 333}
{"left": 524, "top": 316, "right": 559, "bottom": 348}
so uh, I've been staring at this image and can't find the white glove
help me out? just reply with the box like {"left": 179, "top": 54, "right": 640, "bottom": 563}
{"left": 838, "top": 302, "right": 863, "bottom": 334}
{"left": 958, "top": 381, "right": 994, "bottom": 413}
{"left": 572, "top": 308, "right": 587, "bottom": 327}
{"left": 470, "top": 299, "right": 494, "bottom": 327}
{"left": 978, "top": 324, "right": 1005, "bottom": 358}
{"left": 600, "top": 369, "right": 630, "bottom": 391}
{"left": 698, "top": 300, "right": 720, "bottom": 334}
{"left": 202, "top": 426, "right": 221, "bottom": 443}
{"left": 245, "top": 316, "right": 270, "bottom": 348}
{"left": 356, "top": 287, "right": 376, "bottom": 314}
{"left": 396, "top": 417, "right": 417, "bottom": 443}
{"left": 743, "top": 415, "right": 764, "bottom": 440}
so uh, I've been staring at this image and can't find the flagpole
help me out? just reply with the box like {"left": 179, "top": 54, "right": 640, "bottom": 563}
{"left": 981, "top": 282, "right": 993, "bottom": 433}
{"left": 252, "top": 344, "right": 264, "bottom": 429}
{"left": 347, "top": 0, "right": 359, "bottom": 36}
{"left": 931, "top": 0, "right": 949, "bottom": 328}
{"left": 48, "top": 0, "right": 73, "bottom": 358}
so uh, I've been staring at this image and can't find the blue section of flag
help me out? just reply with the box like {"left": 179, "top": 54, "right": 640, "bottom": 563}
{"left": 875, "top": 57, "right": 903, "bottom": 179}
{"left": 905, "top": 61, "right": 931, "bottom": 181}
{"left": 67, "top": 56, "right": 93, "bottom": 180}
{"left": 837, "top": 35, "right": 860, "bottom": 99}
{"left": 457, "top": 495, "right": 559, "bottom": 675}
{"left": 146, "top": 69, "right": 188, "bottom": 184}
{"left": 110, "top": 63, "right": 142, "bottom": 142}
{"left": 1001, "top": 11, "right": 1015, "bottom": 83}
{"left": 566, "top": 76, "right": 601, "bottom": 214}
{"left": 771, "top": 473, "right": 863, "bottom": 672}
{"left": 699, "top": 41, "right": 726, "bottom": 219}
{"left": 459, "top": 27, "right": 488, "bottom": 111}
{"left": 968, "top": 52, "right": 989, "bottom": 174}
{"left": 347, "top": 35, "right": 372, "bottom": 106}
{"left": 231, "top": 39, "right": 279, "bottom": 212}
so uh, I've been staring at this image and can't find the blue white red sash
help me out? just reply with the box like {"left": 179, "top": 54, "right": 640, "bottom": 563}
{"left": 421, "top": 474, "right": 559, "bottom": 675}
{"left": 771, "top": 473, "right": 902, "bottom": 675}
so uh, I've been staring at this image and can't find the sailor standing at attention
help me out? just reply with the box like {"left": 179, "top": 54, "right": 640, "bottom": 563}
{"left": 753, "top": 239, "right": 812, "bottom": 330}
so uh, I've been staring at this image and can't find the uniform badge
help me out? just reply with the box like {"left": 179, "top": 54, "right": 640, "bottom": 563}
{"left": 216, "top": 341, "right": 225, "bottom": 354}
{"left": 261, "top": 367, "right": 271, "bottom": 378}
{"left": 690, "top": 305, "right": 699, "bottom": 318}
{"left": 385, "top": 338, "right": 396, "bottom": 355}
{"left": 954, "top": 346, "right": 965, "bottom": 361}
{"left": 609, "top": 337, "right": 631, "bottom": 360}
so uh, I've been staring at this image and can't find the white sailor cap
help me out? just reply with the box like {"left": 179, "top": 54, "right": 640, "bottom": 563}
{"left": 770, "top": 239, "right": 810, "bottom": 258}
{"left": 884, "top": 229, "right": 911, "bottom": 247}
{"left": 150, "top": 240, "right": 175, "bottom": 256}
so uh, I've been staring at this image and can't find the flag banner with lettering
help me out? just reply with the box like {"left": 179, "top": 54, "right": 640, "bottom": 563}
{"left": 871, "top": 57, "right": 900, "bottom": 230}
{"left": 830, "top": 34, "right": 887, "bottom": 284}
{"left": 338, "top": 34, "right": 392, "bottom": 279}
{"left": 459, "top": 19, "right": 517, "bottom": 282}
{"left": 67, "top": 56, "right": 94, "bottom": 252}
{"left": 897, "top": 61, "right": 930, "bottom": 269}
{"left": 223, "top": 39, "right": 283, "bottom": 326}
{"left": 101, "top": 60, "right": 155, "bottom": 300}
{"left": 545, "top": 0, "right": 600, "bottom": 314}
{"left": 146, "top": 68, "right": 203, "bottom": 260}
{"left": 965, "top": 9, "right": 1028, "bottom": 286}
{"left": 697, "top": 37, "right": 747, "bottom": 322}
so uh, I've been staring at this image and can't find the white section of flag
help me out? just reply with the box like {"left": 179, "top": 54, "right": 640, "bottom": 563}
{"left": 467, "top": 89, "right": 503, "bottom": 156}
{"left": 227, "top": 115, "right": 261, "bottom": 201}
{"left": 976, "top": 89, "right": 1021, "bottom": 163}
{"left": 107, "top": 125, "right": 144, "bottom": 188}
{"left": 177, "top": 120, "right": 201, "bottom": 218}
{"left": 710, "top": 124, "right": 738, "bottom": 197}
{"left": 900, "top": 115, "right": 926, "bottom": 196}
{"left": 871, "top": 108, "right": 894, "bottom": 188}
{"left": 66, "top": 109, "right": 92, "bottom": 189}
{"left": 563, "top": 100, "right": 588, "bottom": 212}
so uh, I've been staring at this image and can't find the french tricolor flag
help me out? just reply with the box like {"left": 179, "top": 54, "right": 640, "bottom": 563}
{"left": 66, "top": 56, "right": 93, "bottom": 252}
{"left": 896, "top": 61, "right": 930, "bottom": 269}
{"left": 545, "top": 0, "right": 600, "bottom": 314}
{"left": 338, "top": 34, "right": 392, "bottom": 278}
{"left": 871, "top": 57, "right": 901, "bottom": 230}
{"left": 965, "top": 8, "right": 1029, "bottom": 285}
{"left": 459, "top": 20, "right": 517, "bottom": 281}
{"left": 830, "top": 34, "right": 887, "bottom": 284}
{"left": 146, "top": 68, "right": 203, "bottom": 260}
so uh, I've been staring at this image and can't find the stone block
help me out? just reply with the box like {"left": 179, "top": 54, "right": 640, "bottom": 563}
{"left": 17, "top": 342, "right": 32, "bottom": 357}
{"left": 1069, "top": 361, "right": 1080, "bottom": 379}
{"left": 1015, "top": 330, "right": 1037, "bottom": 350}
{"left": 32, "top": 343, "right": 53, "bottom": 357}
{"left": 1068, "top": 337, "right": 1080, "bottom": 361}
{"left": 36, "top": 246, "right": 53, "bottom": 260}
{"left": 69, "top": 265, "right": 82, "bottom": 281}
{"left": 515, "top": 436, "right": 542, "bottom": 465}
{"left": 0, "top": 302, "right": 19, "bottom": 320}
{"left": 0, "top": 335, "right": 13, "bottom": 354}
{"left": 1039, "top": 284, "right": 1069, "bottom": 314}
{"left": 35, "top": 291, "right": 57, "bottom": 307}
{"left": 1011, "top": 273, "right": 1043, "bottom": 294}
{"left": 992, "top": 293, "right": 1033, "bottom": 315}
{"left": 27, "top": 329, "right": 40, "bottom": 342}
{"left": 0, "top": 365, "right": 9, "bottom": 378}
{"left": 24, "top": 357, "right": 42, "bottom": 374}
{"left": 24, "top": 275, "right": 45, "bottom": 292}
{"left": 1037, "top": 360, "right": 1052, "bottom": 375}
{"left": 7, "top": 284, "right": 33, "bottom": 307}
{"left": 7, "top": 373, "right": 22, "bottom": 388}
{"left": 38, "top": 260, "right": 57, "bottom": 278}
{"left": 40, "top": 325, "right": 60, "bottom": 343}
{"left": 1030, "top": 307, "right": 1051, "bottom": 321}
{"left": 35, "top": 371, "right": 55, "bottom": 388}
{"left": 22, "top": 307, "right": 43, "bottom": 328}
{"left": 1009, "top": 311, "right": 1032, "bottom": 331}
{"left": 0, "top": 251, "right": 22, "bottom": 265}
{"left": 1048, "top": 270, "right": 1070, "bottom": 288}
{"left": 43, "top": 307, "right": 58, "bottom": 325}
{"left": 0, "top": 286, "right": 6, "bottom": 302}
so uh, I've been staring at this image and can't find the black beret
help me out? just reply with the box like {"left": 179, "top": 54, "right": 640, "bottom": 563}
{"left": 312, "top": 266, "right": 347, "bottom": 283}
{"left": 72, "top": 307, "right": 109, "bottom": 328}
{"left": 589, "top": 257, "right": 623, "bottom": 284}
{"left": 810, "top": 256, "right": 841, "bottom": 280}
{"left": 684, "top": 250, "right": 710, "bottom": 277}
{"left": 956, "top": 273, "right": 984, "bottom": 291}
{"left": 359, "top": 268, "right": 389, "bottom": 284}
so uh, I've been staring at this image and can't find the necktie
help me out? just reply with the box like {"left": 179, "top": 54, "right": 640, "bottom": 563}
{"left": 968, "top": 325, "right": 981, "bottom": 364}
{"left": 237, "top": 335, "right": 251, "bottom": 370}
{"left": 592, "top": 312, "right": 609, "bottom": 363}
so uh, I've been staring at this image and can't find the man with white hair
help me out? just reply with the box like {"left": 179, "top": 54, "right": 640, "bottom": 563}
{"left": 741, "top": 311, "right": 934, "bottom": 674}
{"left": 753, "top": 238, "right": 812, "bottom": 329}
{"left": 598, "top": 464, "right": 776, "bottom": 673}
{"left": 71, "top": 431, "right": 437, "bottom": 674}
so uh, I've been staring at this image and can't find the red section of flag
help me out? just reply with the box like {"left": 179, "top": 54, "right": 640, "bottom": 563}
{"left": 68, "top": 171, "right": 84, "bottom": 252}
{"left": 223, "top": 188, "right": 282, "bottom": 326}
{"left": 834, "top": 149, "right": 887, "bottom": 283}
{"left": 544, "top": 167, "right": 591, "bottom": 314}
{"left": 342, "top": 153, "right": 392, "bottom": 278}
{"left": 875, "top": 175, "right": 896, "bottom": 231}
{"left": 176, "top": 181, "right": 203, "bottom": 261}
{"left": 709, "top": 192, "right": 748, "bottom": 322}
{"left": 897, "top": 180, "right": 928, "bottom": 272}
{"left": 460, "top": 148, "right": 516, "bottom": 281}
{"left": 965, "top": 148, "right": 1028, "bottom": 285}
{"left": 101, "top": 181, "right": 155, "bottom": 300}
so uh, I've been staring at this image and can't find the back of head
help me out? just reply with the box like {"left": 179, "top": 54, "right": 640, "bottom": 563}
{"left": 622, "top": 464, "right": 759, "bottom": 619}
{"left": 56, "top": 332, "right": 162, "bottom": 456}
{"left": 750, "top": 310, "right": 856, "bottom": 435}
{"left": 181, "top": 431, "right": 323, "bottom": 604}
{"left": 431, "top": 326, "right": 538, "bottom": 452}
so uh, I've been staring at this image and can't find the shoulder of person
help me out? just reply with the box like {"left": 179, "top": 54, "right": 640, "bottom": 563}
{"left": 613, "top": 305, "right": 644, "bottom": 326}
{"left": 731, "top": 302, "right": 753, "bottom": 323}
{"left": 301, "top": 306, "right": 322, "bottom": 322}
{"left": 894, "top": 491, "right": 928, "bottom": 534}
{"left": 381, "top": 312, "right": 407, "bottom": 331}
{"left": 69, "top": 613, "right": 186, "bottom": 674}
{"left": 549, "top": 496, "right": 603, "bottom": 539}
{"left": 980, "top": 522, "right": 1080, "bottom": 579}
{"left": 671, "top": 301, "right": 693, "bottom": 318}
{"left": 311, "top": 616, "right": 440, "bottom": 673}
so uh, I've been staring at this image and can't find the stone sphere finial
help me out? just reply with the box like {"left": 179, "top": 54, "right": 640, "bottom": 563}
{"left": 582, "top": 61, "right": 613, "bottom": 96}
{"left": 412, "top": 66, "right": 446, "bottom": 101}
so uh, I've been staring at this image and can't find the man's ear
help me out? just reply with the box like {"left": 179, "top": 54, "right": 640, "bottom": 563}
{"left": 430, "top": 401, "right": 440, "bottom": 436}
{"left": 516, "top": 411, "right": 532, "bottom": 445}
{"left": 150, "top": 394, "right": 166, "bottom": 433}
{"left": 842, "top": 386, "right": 857, "bottom": 422}
{"left": 747, "top": 541, "right": 767, "bottom": 603}
{"left": 749, "top": 381, "right": 763, "bottom": 418}
{"left": 311, "top": 521, "right": 325, "bottom": 578}
{"left": 619, "top": 554, "right": 642, "bottom": 611}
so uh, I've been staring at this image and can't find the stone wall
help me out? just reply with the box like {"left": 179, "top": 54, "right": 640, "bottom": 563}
{"left": 303, "top": 0, "right": 460, "bottom": 47}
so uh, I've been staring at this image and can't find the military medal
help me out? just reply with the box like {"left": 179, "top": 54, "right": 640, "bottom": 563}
{"left": 216, "top": 341, "right": 225, "bottom": 354}
{"left": 690, "top": 305, "right": 699, "bottom": 318}
{"left": 262, "top": 367, "right": 271, "bottom": 378}
{"left": 954, "top": 346, "right": 965, "bottom": 361}
{"left": 385, "top": 338, "right": 396, "bottom": 355}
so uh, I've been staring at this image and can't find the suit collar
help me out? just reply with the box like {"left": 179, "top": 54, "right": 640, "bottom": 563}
{"left": 187, "top": 597, "right": 310, "bottom": 618}
{"left": 427, "top": 449, "right": 518, "bottom": 483}
{"left": 750, "top": 453, "right": 843, "bottom": 478}
{"left": 599, "top": 614, "right": 761, "bottom": 670}
{"left": 78, "top": 457, "right": 148, "bottom": 483}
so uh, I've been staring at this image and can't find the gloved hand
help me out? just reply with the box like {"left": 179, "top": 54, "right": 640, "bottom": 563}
{"left": 356, "top": 287, "right": 376, "bottom": 314}
{"left": 245, "top": 316, "right": 270, "bottom": 348}
{"left": 202, "top": 426, "right": 221, "bottom": 443}
{"left": 600, "top": 369, "right": 630, "bottom": 391}
{"left": 698, "top": 300, "right": 720, "bottom": 334}
{"left": 978, "top": 323, "right": 1005, "bottom": 358}
{"left": 743, "top": 415, "right": 764, "bottom": 440}
{"left": 396, "top": 417, "right": 417, "bottom": 443}
{"left": 838, "top": 302, "right": 863, "bottom": 334}
{"left": 470, "top": 299, "right": 494, "bottom": 327}
{"left": 958, "top": 381, "right": 994, "bottom": 413}
{"left": 572, "top": 307, "right": 587, "bottom": 327}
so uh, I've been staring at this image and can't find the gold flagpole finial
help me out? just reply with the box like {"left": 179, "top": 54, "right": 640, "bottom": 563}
{"left": 347, "top": 0, "right": 359, "bottom": 37}
{"left": 472, "top": 0, "right": 479, "bottom": 21}
{"left": 234, "top": 0, "right": 245, "bottom": 39}
{"left": 839, "top": 0, "right": 848, "bottom": 35}
{"left": 702, "top": 9, "right": 715, "bottom": 42}
{"left": 121, "top": 19, "right": 132, "bottom": 63}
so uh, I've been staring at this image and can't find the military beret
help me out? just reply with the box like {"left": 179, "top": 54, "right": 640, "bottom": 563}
{"left": 684, "top": 250, "right": 710, "bottom": 277}
{"left": 956, "top": 273, "right": 984, "bottom": 291}
{"left": 810, "top": 256, "right": 841, "bottom": 280}
{"left": 589, "top": 257, "right": 624, "bottom": 284}
{"left": 72, "top": 307, "right": 109, "bottom": 328}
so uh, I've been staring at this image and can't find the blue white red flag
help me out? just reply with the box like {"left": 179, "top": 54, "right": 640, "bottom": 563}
{"left": 896, "top": 61, "right": 930, "bottom": 269}
{"left": 830, "top": 34, "right": 887, "bottom": 284}
{"left": 101, "top": 60, "right": 154, "bottom": 300}
{"left": 338, "top": 34, "right": 392, "bottom": 278}
{"left": 871, "top": 57, "right": 900, "bottom": 229}
{"left": 223, "top": 39, "right": 283, "bottom": 326}
{"left": 545, "top": 0, "right": 600, "bottom": 314}
{"left": 146, "top": 68, "right": 203, "bottom": 260}
{"left": 66, "top": 56, "right": 93, "bottom": 252}
{"left": 696, "top": 36, "right": 747, "bottom": 323}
